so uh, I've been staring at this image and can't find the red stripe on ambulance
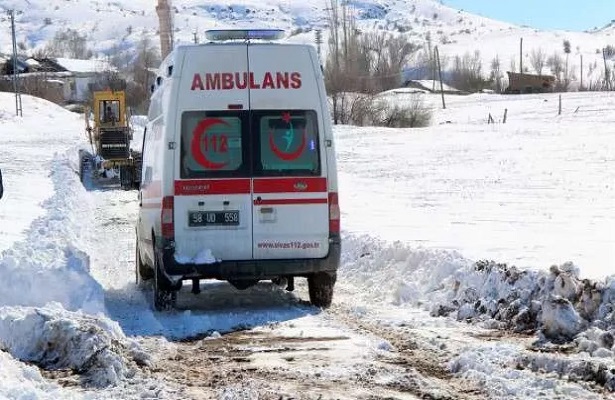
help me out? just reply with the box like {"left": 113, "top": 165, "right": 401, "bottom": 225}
{"left": 191, "top": 72, "right": 302, "bottom": 91}
{"left": 175, "top": 179, "right": 251, "bottom": 195}
{"left": 253, "top": 177, "right": 327, "bottom": 194}
{"left": 254, "top": 198, "right": 328, "bottom": 206}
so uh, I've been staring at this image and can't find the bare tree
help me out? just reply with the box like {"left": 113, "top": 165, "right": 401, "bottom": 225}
{"left": 324, "top": 1, "right": 420, "bottom": 123}
{"left": 449, "top": 50, "right": 489, "bottom": 92}
{"left": 530, "top": 48, "right": 546, "bottom": 75}
{"left": 489, "top": 55, "right": 503, "bottom": 93}
{"left": 563, "top": 39, "right": 571, "bottom": 86}
{"left": 129, "top": 34, "right": 160, "bottom": 113}
{"left": 45, "top": 28, "right": 93, "bottom": 59}
{"left": 547, "top": 53, "right": 564, "bottom": 78}
{"left": 324, "top": 0, "right": 356, "bottom": 124}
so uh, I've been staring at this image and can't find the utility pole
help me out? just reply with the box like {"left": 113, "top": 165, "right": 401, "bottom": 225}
{"left": 603, "top": 48, "right": 611, "bottom": 91}
{"left": 580, "top": 54, "right": 583, "bottom": 90}
{"left": 8, "top": 9, "right": 22, "bottom": 117}
{"left": 315, "top": 29, "right": 323, "bottom": 61}
{"left": 519, "top": 37, "right": 523, "bottom": 73}
{"left": 435, "top": 46, "right": 446, "bottom": 109}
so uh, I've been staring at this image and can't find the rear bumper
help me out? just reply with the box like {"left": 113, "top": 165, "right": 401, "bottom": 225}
{"left": 158, "top": 237, "right": 341, "bottom": 280}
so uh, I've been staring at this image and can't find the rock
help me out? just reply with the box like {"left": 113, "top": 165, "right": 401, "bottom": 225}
{"left": 541, "top": 296, "right": 584, "bottom": 342}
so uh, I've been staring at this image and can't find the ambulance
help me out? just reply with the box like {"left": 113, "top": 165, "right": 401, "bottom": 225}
{"left": 136, "top": 29, "right": 341, "bottom": 311}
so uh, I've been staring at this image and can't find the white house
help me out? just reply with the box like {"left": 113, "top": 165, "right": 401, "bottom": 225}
{"left": 54, "top": 58, "right": 117, "bottom": 102}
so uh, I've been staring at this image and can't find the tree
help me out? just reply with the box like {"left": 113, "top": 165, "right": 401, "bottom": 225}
{"left": 489, "top": 55, "right": 503, "bottom": 93}
{"left": 129, "top": 34, "right": 160, "bottom": 113}
{"left": 563, "top": 39, "right": 571, "bottom": 85}
{"left": 324, "top": 0, "right": 420, "bottom": 123}
{"left": 530, "top": 48, "right": 546, "bottom": 75}
{"left": 547, "top": 52, "right": 566, "bottom": 90}
{"left": 45, "top": 28, "right": 93, "bottom": 59}
{"left": 449, "top": 50, "right": 489, "bottom": 92}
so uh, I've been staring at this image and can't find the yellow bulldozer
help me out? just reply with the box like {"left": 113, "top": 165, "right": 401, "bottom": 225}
{"left": 79, "top": 90, "right": 141, "bottom": 190}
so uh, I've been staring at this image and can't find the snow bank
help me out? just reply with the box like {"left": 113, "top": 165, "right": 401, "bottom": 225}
{"left": 0, "top": 305, "right": 150, "bottom": 388}
{"left": 0, "top": 350, "right": 70, "bottom": 400}
{"left": 340, "top": 233, "right": 615, "bottom": 390}
{"left": 0, "top": 151, "right": 104, "bottom": 313}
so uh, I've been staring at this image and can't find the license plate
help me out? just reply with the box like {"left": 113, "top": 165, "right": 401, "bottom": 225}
{"left": 188, "top": 211, "right": 239, "bottom": 227}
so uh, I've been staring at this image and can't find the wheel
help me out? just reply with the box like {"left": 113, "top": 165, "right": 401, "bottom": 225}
{"left": 153, "top": 250, "right": 177, "bottom": 311}
{"left": 131, "top": 152, "right": 142, "bottom": 189}
{"left": 307, "top": 272, "right": 336, "bottom": 308}
{"left": 135, "top": 237, "right": 153, "bottom": 284}
{"left": 119, "top": 166, "right": 132, "bottom": 190}
{"left": 79, "top": 155, "right": 84, "bottom": 182}
{"left": 78, "top": 150, "right": 90, "bottom": 183}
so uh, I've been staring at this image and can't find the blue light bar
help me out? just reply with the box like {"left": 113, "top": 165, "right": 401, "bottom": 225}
{"left": 205, "top": 29, "right": 286, "bottom": 41}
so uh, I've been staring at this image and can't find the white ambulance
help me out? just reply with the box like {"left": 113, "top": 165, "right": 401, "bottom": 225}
{"left": 136, "top": 29, "right": 341, "bottom": 311}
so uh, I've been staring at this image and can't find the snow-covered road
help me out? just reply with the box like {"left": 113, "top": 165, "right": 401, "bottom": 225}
{"left": 0, "top": 92, "right": 614, "bottom": 399}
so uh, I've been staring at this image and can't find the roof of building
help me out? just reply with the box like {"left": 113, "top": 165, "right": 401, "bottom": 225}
{"left": 55, "top": 58, "right": 115, "bottom": 74}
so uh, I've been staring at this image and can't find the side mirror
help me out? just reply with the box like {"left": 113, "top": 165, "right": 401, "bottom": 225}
{"left": 0, "top": 168, "right": 4, "bottom": 200}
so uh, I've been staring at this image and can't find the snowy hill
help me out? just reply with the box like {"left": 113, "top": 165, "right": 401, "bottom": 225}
{"left": 1, "top": 0, "right": 614, "bottom": 85}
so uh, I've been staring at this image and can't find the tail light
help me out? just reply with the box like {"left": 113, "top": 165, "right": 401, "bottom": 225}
{"left": 328, "top": 192, "right": 340, "bottom": 235}
{"left": 161, "top": 196, "right": 174, "bottom": 239}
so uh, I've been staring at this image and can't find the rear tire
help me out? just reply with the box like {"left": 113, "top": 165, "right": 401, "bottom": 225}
{"left": 119, "top": 166, "right": 133, "bottom": 190}
{"left": 307, "top": 272, "right": 336, "bottom": 308}
{"left": 135, "top": 237, "right": 153, "bottom": 284}
{"left": 153, "top": 250, "right": 177, "bottom": 311}
{"left": 78, "top": 150, "right": 90, "bottom": 184}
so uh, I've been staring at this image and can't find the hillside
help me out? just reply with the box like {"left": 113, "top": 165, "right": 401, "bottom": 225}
{"left": 1, "top": 0, "right": 614, "bottom": 86}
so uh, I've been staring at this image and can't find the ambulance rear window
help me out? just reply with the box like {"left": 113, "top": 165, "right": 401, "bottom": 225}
{"left": 255, "top": 110, "right": 320, "bottom": 176}
{"left": 180, "top": 111, "right": 248, "bottom": 178}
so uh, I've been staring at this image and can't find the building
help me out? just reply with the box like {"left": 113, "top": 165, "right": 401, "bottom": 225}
{"left": 0, "top": 55, "right": 116, "bottom": 103}
{"left": 505, "top": 71, "right": 556, "bottom": 94}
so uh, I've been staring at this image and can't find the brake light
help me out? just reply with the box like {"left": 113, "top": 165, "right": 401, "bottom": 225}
{"left": 328, "top": 192, "right": 340, "bottom": 235}
{"left": 161, "top": 196, "right": 174, "bottom": 239}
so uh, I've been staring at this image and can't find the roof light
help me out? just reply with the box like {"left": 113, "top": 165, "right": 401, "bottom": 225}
{"left": 205, "top": 29, "right": 286, "bottom": 42}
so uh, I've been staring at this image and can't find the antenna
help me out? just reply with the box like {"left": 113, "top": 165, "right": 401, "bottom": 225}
{"left": 287, "top": 0, "right": 292, "bottom": 38}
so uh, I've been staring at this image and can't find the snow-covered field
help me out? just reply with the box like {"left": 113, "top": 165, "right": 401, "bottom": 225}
{"left": 0, "top": 91, "right": 614, "bottom": 398}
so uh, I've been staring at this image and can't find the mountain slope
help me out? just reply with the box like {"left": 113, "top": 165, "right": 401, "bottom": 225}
{"left": 1, "top": 0, "right": 613, "bottom": 85}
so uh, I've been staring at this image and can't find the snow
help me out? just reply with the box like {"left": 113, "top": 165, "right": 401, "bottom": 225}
{"left": 337, "top": 91, "right": 615, "bottom": 280}
{"left": 2, "top": 0, "right": 614, "bottom": 89}
{"left": 175, "top": 248, "right": 219, "bottom": 264}
{"left": 1, "top": 88, "right": 615, "bottom": 396}
{"left": 0, "top": 305, "right": 149, "bottom": 387}
{"left": 55, "top": 58, "right": 115, "bottom": 74}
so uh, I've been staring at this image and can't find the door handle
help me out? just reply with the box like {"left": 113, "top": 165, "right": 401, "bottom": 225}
{"left": 260, "top": 207, "right": 274, "bottom": 214}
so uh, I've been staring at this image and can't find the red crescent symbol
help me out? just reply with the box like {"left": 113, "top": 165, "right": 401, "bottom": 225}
{"left": 269, "top": 130, "right": 307, "bottom": 161}
{"left": 191, "top": 118, "right": 229, "bottom": 170}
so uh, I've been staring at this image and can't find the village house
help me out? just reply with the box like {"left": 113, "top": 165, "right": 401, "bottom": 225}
{"left": 0, "top": 54, "right": 116, "bottom": 104}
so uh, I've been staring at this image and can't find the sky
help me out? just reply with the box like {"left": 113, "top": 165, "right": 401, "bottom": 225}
{"left": 443, "top": 0, "right": 615, "bottom": 31}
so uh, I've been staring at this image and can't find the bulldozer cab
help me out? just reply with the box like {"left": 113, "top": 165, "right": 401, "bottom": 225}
{"left": 93, "top": 91, "right": 126, "bottom": 127}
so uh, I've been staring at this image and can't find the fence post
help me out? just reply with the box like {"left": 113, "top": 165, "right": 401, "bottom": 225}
{"left": 558, "top": 94, "right": 562, "bottom": 115}
{"left": 503, "top": 108, "right": 508, "bottom": 124}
